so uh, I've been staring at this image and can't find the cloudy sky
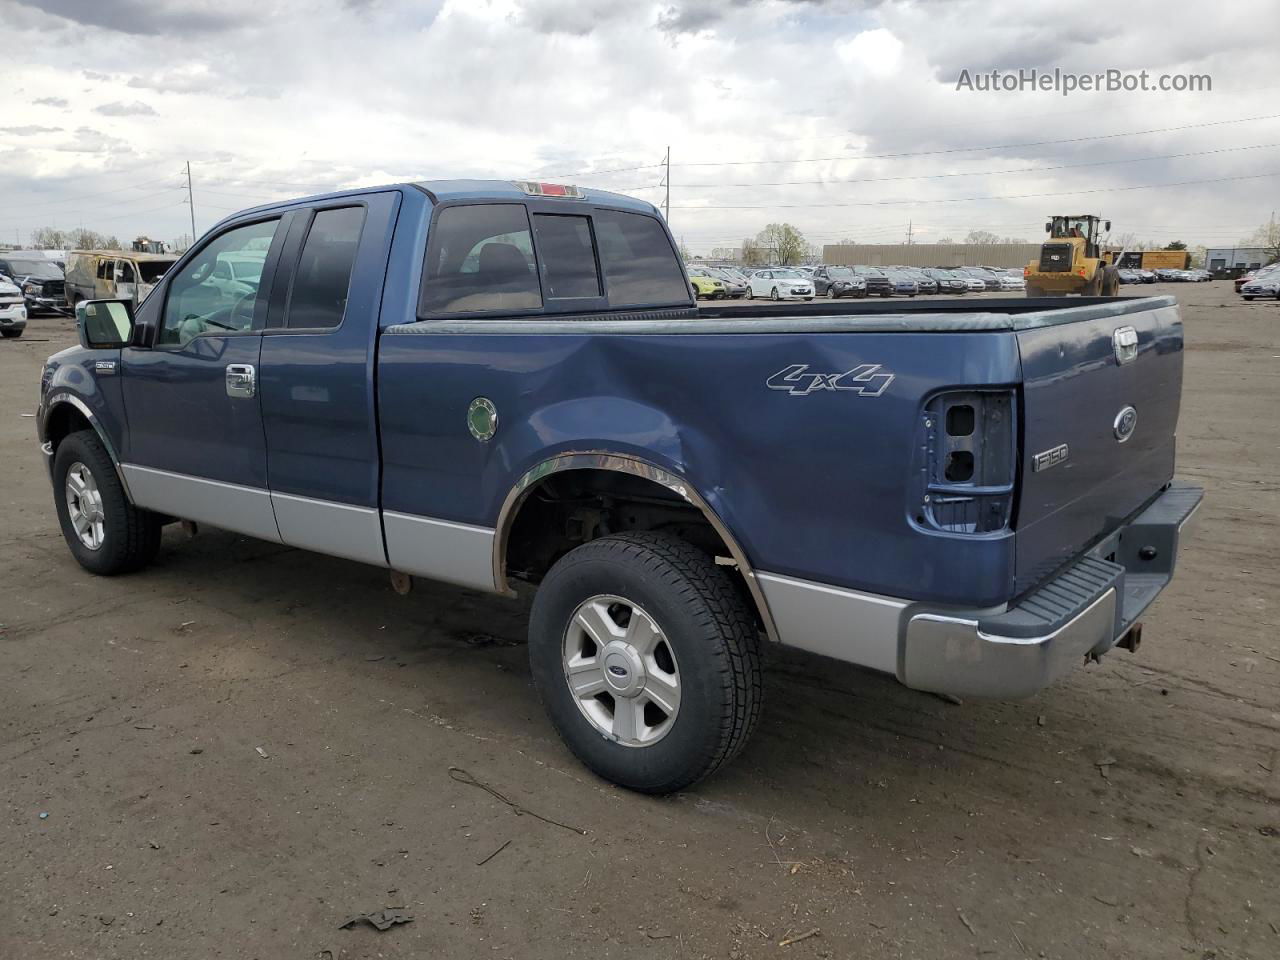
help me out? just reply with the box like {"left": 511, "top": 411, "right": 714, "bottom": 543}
{"left": 3, "top": 0, "right": 1279, "bottom": 254}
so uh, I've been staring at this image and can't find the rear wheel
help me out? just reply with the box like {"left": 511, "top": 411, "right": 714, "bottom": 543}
{"left": 53, "top": 430, "right": 162, "bottom": 575}
{"left": 528, "top": 532, "right": 762, "bottom": 794}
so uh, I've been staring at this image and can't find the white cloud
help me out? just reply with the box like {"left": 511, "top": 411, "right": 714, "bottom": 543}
{"left": 1, "top": 0, "right": 1278, "bottom": 251}
{"left": 835, "top": 28, "right": 903, "bottom": 76}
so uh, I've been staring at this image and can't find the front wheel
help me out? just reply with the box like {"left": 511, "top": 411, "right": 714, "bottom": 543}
{"left": 825, "top": 286, "right": 837, "bottom": 299}
{"left": 1, "top": 328, "right": 21, "bottom": 338}
{"left": 770, "top": 287, "right": 780, "bottom": 301}
{"left": 528, "top": 532, "right": 762, "bottom": 794}
{"left": 53, "top": 430, "right": 162, "bottom": 575}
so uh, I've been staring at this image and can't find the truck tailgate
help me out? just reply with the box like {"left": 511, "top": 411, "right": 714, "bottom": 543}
{"left": 1014, "top": 302, "right": 1184, "bottom": 595}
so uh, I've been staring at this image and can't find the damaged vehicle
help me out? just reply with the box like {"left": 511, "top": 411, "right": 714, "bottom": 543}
{"left": 64, "top": 251, "right": 177, "bottom": 308}
{"left": 0, "top": 252, "right": 66, "bottom": 315}
{"left": 38, "top": 180, "right": 1202, "bottom": 794}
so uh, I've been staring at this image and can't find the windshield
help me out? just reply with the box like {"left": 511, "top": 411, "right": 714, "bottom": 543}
{"left": 7, "top": 259, "right": 61, "bottom": 279}
{"left": 772, "top": 269, "right": 803, "bottom": 279}
{"left": 828, "top": 267, "right": 855, "bottom": 277}
{"left": 138, "top": 261, "right": 173, "bottom": 283}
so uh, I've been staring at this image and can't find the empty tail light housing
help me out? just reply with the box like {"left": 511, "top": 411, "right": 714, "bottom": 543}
{"left": 915, "top": 390, "right": 1016, "bottom": 535}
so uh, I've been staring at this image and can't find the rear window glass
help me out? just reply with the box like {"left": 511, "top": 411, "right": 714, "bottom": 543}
{"left": 594, "top": 210, "right": 688, "bottom": 306}
{"left": 288, "top": 206, "right": 365, "bottom": 329}
{"left": 420, "top": 204, "right": 541, "bottom": 315}
{"left": 532, "top": 214, "right": 600, "bottom": 299}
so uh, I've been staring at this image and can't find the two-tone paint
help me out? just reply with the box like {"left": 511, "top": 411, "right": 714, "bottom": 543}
{"left": 37, "top": 180, "right": 1195, "bottom": 695}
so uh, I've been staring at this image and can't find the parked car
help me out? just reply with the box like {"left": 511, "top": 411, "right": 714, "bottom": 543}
{"left": 1117, "top": 269, "right": 1142, "bottom": 284}
{"left": 0, "top": 277, "right": 28, "bottom": 338}
{"left": 748, "top": 268, "right": 814, "bottom": 301}
{"left": 810, "top": 265, "right": 867, "bottom": 299}
{"left": 42, "top": 178, "right": 1202, "bottom": 794}
{"left": 923, "top": 268, "right": 970, "bottom": 294}
{"left": 852, "top": 266, "right": 893, "bottom": 297}
{"left": 883, "top": 268, "right": 919, "bottom": 297}
{"left": 686, "top": 266, "right": 729, "bottom": 300}
{"left": 996, "top": 271, "right": 1024, "bottom": 292}
{"left": 898, "top": 268, "right": 939, "bottom": 295}
{"left": 1153, "top": 268, "right": 1185, "bottom": 282}
{"left": 64, "top": 251, "right": 178, "bottom": 308}
{"left": 1240, "top": 270, "right": 1280, "bottom": 299}
{"left": 704, "top": 267, "right": 749, "bottom": 298}
{"left": 1183, "top": 269, "right": 1212, "bottom": 282}
{"left": 955, "top": 267, "right": 1000, "bottom": 291}
{"left": 0, "top": 251, "right": 67, "bottom": 315}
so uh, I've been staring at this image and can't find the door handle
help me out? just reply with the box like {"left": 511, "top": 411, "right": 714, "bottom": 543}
{"left": 226, "top": 363, "right": 256, "bottom": 399}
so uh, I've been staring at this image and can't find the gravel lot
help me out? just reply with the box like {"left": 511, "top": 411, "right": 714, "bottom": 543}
{"left": 2, "top": 283, "right": 1276, "bottom": 960}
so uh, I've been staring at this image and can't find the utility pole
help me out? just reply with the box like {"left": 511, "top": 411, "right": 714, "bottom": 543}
{"left": 906, "top": 219, "right": 913, "bottom": 245}
{"left": 186, "top": 161, "right": 197, "bottom": 241}
{"left": 662, "top": 146, "right": 670, "bottom": 223}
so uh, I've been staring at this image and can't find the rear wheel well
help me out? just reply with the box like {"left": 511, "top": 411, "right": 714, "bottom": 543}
{"left": 503, "top": 468, "right": 768, "bottom": 634}
{"left": 505, "top": 470, "right": 732, "bottom": 584}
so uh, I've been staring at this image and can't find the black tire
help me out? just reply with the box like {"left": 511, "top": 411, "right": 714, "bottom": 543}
{"left": 770, "top": 287, "right": 780, "bottom": 301}
{"left": 53, "top": 430, "right": 162, "bottom": 575}
{"left": 1, "top": 328, "right": 21, "bottom": 338}
{"left": 878, "top": 291, "right": 890, "bottom": 298}
{"left": 825, "top": 286, "right": 837, "bottom": 299}
{"left": 1101, "top": 265, "right": 1121, "bottom": 297}
{"left": 528, "top": 532, "right": 763, "bottom": 794}
{"left": 1242, "top": 295, "right": 1254, "bottom": 301}
{"left": 744, "top": 288, "right": 752, "bottom": 300}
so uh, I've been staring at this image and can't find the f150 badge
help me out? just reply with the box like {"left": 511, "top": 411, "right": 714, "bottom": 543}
{"left": 767, "top": 363, "right": 894, "bottom": 397}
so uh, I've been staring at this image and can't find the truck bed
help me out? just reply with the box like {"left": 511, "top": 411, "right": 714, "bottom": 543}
{"left": 389, "top": 295, "right": 1178, "bottom": 336}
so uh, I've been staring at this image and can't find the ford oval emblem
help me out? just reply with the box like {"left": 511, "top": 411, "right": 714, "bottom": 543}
{"left": 1113, "top": 405, "right": 1138, "bottom": 442}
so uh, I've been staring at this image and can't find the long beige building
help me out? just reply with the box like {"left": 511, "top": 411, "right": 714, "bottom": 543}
{"left": 823, "top": 242, "right": 1041, "bottom": 269}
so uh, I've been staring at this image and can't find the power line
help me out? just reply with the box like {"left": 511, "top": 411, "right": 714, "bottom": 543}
{"left": 671, "top": 171, "right": 1280, "bottom": 210}
{"left": 623, "top": 143, "right": 1280, "bottom": 190}
{"left": 668, "top": 113, "right": 1280, "bottom": 169}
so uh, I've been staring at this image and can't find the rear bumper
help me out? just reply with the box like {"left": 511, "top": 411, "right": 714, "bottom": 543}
{"left": 900, "top": 484, "right": 1203, "bottom": 698}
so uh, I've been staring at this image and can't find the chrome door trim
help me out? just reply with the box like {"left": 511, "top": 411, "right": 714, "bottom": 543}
{"left": 383, "top": 511, "right": 496, "bottom": 592}
{"left": 271, "top": 491, "right": 387, "bottom": 567}
{"left": 121, "top": 464, "right": 282, "bottom": 543}
{"left": 494, "top": 451, "right": 779, "bottom": 643}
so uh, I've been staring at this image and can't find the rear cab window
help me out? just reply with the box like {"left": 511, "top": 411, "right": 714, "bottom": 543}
{"left": 417, "top": 198, "right": 688, "bottom": 318}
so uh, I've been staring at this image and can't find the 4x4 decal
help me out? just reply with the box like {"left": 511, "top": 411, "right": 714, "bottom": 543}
{"left": 766, "top": 363, "right": 894, "bottom": 397}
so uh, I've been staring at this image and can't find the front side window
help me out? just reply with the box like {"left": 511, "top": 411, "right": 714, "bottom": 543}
{"left": 97, "top": 259, "right": 112, "bottom": 280}
{"left": 420, "top": 204, "right": 540, "bottom": 315}
{"left": 159, "top": 218, "right": 279, "bottom": 346}
{"left": 593, "top": 209, "right": 688, "bottom": 307}
{"left": 287, "top": 206, "right": 365, "bottom": 329}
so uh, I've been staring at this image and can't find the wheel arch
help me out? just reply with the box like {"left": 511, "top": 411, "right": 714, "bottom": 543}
{"left": 494, "top": 452, "right": 778, "bottom": 643}
{"left": 42, "top": 393, "right": 134, "bottom": 502}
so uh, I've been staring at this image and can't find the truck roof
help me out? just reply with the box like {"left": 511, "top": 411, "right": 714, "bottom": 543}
{"left": 210, "top": 179, "right": 658, "bottom": 229}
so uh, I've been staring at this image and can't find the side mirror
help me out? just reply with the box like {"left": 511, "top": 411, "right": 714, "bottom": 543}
{"left": 1104, "top": 221, "right": 1111, "bottom": 232}
{"left": 77, "top": 299, "right": 136, "bottom": 350}
{"left": 1044, "top": 221, "right": 1052, "bottom": 233}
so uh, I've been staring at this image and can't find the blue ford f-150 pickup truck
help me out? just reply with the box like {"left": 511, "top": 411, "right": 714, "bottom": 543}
{"left": 37, "top": 180, "right": 1201, "bottom": 793}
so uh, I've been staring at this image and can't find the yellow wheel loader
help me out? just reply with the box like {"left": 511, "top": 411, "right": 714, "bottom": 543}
{"left": 1024, "top": 214, "right": 1121, "bottom": 297}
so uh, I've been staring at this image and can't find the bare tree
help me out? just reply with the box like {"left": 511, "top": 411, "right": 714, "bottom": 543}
{"left": 964, "top": 229, "right": 1001, "bottom": 245}
{"left": 740, "top": 238, "right": 766, "bottom": 266}
{"left": 756, "top": 223, "right": 807, "bottom": 265}
{"left": 1240, "top": 219, "right": 1280, "bottom": 264}
{"left": 29, "top": 227, "right": 68, "bottom": 249}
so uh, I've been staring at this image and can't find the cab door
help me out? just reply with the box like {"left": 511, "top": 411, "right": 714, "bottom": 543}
{"left": 119, "top": 214, "right": 292, "bottom": 541}
{"left": 115, "top": 259, "right": 137, "bottom": 305}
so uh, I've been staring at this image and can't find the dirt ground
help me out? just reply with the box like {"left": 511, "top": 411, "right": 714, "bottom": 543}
{"left": 1, "top": 283, "right": 1276, "bottom": 960}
